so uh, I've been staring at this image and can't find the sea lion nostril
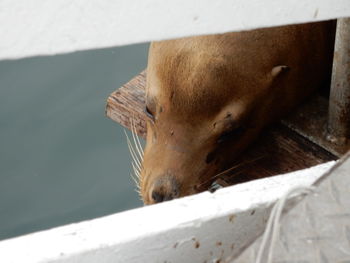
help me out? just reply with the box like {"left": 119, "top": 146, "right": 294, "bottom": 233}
{"left": 150, "top": 175, "right": 180, "bottom": 203}
{"left": 152, "top": 191, "right": 165, "bottom": 203}
{"left": 151, "top": 189, "right": 178, "bottom": 203}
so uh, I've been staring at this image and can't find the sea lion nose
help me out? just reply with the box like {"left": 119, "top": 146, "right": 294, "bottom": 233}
{"left": 151, "top": 190, "right": 173, "bottom": 203}
{"left": 150, "top": 175, "right": 179, "bottom": 203}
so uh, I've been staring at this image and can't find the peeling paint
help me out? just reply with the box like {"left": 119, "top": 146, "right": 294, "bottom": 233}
{"left": 229, "top": 215, "right": 235, "bottom": 222}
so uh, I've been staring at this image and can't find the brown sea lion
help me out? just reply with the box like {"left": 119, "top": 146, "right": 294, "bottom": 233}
{"left": 140, "top": 21, "right": 336, "bottom": 204}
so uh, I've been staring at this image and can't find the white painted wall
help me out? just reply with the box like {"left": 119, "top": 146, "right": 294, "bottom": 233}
{"left": 0, "top": 162, "right": 335, "bottom": 263}
{"left": 0, "top": 0, "right": 349, "bottom": 60}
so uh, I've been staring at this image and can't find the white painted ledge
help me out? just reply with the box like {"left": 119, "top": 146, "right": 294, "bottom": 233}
{"left": 0, "top": 161, "right": 335, "bottom": 263}
{"left": 0, "top": 0, "right": 350, "bottom": 60}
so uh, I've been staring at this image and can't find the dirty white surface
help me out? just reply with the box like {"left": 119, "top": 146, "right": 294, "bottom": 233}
{"left": 234, "top": 154, "right": 350, "bottom": 262}
{"left": 0, "top": 161, "right": 335, "bottom": 263}
{"left": 1, "top": 0, "right": 350, "bottom": 60}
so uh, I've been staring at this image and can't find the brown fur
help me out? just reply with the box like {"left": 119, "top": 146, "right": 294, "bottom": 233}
{"left": 141, "top": 21, "right": 336, "bottom": 204}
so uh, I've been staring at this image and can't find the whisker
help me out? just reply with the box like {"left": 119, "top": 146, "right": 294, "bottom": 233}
{"left": 131, "top": 117, "right": 144, "bottom": 152}
{"left": 213, "top": 156, "right": 264, "bottom": 180}
{"left": 131, "top": 162, "right": 141, "bottom": 180}
{"left": 130, "top": 173, "right": 139, "bottom": 187}
{"left": 131, "top": 117, "right": 144, "bottom": 161}
{"left": 134, "top": 186, "right": 141, "bottom": 194}
{"left": 124, "top": 130, "right": 142, "bottom": 171}
{"left": 126, "top": 138, "right": 142, "bottom": 172}
{"left": 124, "top": 129, "right": 136, "bottom": 159}
{"left": 134, "top": 183, "right": 141, "bottom": 193}
{"left": 197, "top": 155, "right": 265, "bottom": 188}
{"left": 131, "top": 122, "right": 142, "bottom": 160}
{"left": 125, "top": 128, "right": 142, "bottom": 198}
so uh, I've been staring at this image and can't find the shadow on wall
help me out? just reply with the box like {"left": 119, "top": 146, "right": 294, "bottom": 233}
{"left": 0, "top": 43, "right": 149, "bottom": 240}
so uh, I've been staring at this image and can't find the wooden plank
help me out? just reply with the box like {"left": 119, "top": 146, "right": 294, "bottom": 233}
{"left": 282, "top": 95, "right": 350, "bottom": 157}
{"left": 106, "top": 71, "right": 147, "bottom": 138}
{"left": 221, "top": 124, "right": 336, "bottom": 185}
{"left": 106, "top": 71, "right": 337, "bottom": 186}
{"left": 1, "top": 0, "right": 350, "bottom": 60}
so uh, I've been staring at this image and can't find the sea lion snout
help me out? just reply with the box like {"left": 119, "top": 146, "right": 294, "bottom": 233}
{"left": 148, "top": 174, "right": 180, "bottom": 204}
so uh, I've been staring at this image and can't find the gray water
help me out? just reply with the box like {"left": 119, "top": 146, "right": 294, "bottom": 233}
{"left": 0, "top": 43, "right": 149, "bottom": 241}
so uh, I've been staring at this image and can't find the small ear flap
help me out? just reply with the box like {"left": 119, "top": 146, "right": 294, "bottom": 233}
{"left": 271, "top": 65, "right": 290, "bottom": 78}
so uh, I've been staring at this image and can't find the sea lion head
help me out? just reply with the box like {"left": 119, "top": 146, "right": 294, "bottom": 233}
{"left": 131, "top": 21, "right": 336, "bottom": 204}
{"left": 139, "top": 39, "right": 277, "bottom": 205}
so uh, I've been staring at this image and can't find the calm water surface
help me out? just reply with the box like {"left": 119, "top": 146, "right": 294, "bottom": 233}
{"left": 0, "top": 43, "right": 149, "bottom": 240}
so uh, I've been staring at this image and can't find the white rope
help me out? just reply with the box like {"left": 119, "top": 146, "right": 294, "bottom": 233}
{"left": 255, "top": 186, "right": 315, "bottom": 263}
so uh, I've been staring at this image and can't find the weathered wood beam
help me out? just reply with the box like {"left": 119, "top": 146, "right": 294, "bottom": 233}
{"left": 106, "top": 71, "right": 147, "bottom": 139}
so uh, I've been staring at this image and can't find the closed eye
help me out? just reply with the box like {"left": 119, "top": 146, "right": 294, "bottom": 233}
{"left": 217, "top": 126, "right": 246, "bottom": 144}
{"left": 145, "top": 106, "right": 155, "bottom": 121}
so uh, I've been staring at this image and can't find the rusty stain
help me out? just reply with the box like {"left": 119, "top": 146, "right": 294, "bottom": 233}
{"left": 250, "top": 209, "right": 256, "bottom": 215}
{"left": 173, "top": 242, "right": 178, "bottom": 249}
{"left": 229, "top": 214, "right": 235, "bottom": 222}
{"left": 194, "top": 241, "right": 200, "bottom": 249}
{"left": 191, "top": 237, "right": 200, "bottom": 248}
{"left": 231, "top": 243, "right": 235, "bottom": 250}
{"left": 216, "top": 241, "right": 222, "bottom": 246}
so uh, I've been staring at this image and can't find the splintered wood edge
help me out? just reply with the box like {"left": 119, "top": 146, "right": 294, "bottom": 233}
{"left": 106, "top": 70, "right": 147, "bottom": 139}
